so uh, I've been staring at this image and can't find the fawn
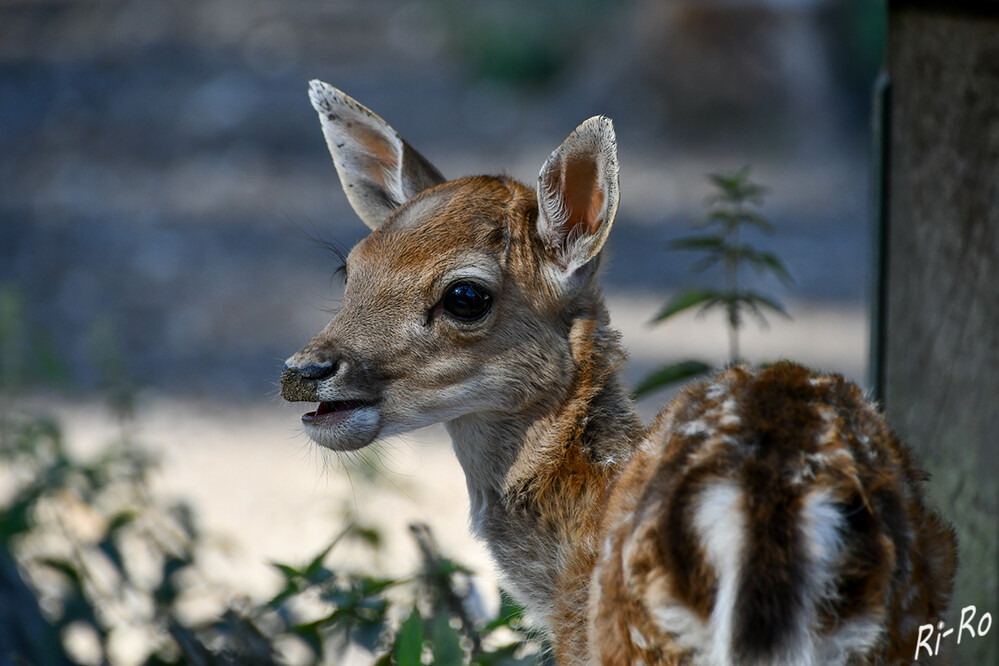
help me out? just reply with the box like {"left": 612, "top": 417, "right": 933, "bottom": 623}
{"left": 281, "top": 81, "right": 957, "bottom": 665}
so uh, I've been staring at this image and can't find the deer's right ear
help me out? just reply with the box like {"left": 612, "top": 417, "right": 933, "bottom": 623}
{"left": 536, "top": 116, "right": 619, "bottom": 280}
{"left": 309, "top": 80, "right": 445, "bottom": 230}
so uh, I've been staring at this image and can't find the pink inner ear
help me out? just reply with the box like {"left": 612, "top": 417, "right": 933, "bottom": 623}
{"left": 561, "top": 153, "right": 605, "bottom": 236}
{"left": 354, "top": 124, "right": 399, "bottom": 188}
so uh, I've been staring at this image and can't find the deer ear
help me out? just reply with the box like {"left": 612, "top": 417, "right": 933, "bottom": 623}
{"left": 536, "top": 116, "right": 619, "bottom": 276}
{"left": 309, "top": 80, "right": 446, "bottom": 230}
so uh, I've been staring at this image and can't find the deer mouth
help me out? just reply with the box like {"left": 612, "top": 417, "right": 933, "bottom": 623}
{"left": 300, "top": 398, "right": 382, "bottom": 451}
{"left": 302, "top": 399, "right": 377, "bottom": 424}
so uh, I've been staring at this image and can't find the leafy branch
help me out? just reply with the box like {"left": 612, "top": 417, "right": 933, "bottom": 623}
{"left": 636, "top": 167, "right": 793, "bottom": 398}
{"left": 1, "top": 405, "right": 547, "bottom": 665}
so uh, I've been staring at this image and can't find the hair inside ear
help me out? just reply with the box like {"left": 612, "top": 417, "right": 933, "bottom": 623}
{"left": 537, "top": 116, "right": 619, "bottom": 274}
{"left": 558, "top": 153, "right": 604, "bottom": 236}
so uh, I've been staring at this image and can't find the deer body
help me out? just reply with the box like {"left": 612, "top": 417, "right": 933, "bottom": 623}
{"left": 281, "top": 81, "right": 956, "bottom": 665}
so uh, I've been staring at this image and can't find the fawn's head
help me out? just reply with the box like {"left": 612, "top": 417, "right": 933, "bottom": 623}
{"left": 282, "top": 81, "right": 621, "bottom": 451}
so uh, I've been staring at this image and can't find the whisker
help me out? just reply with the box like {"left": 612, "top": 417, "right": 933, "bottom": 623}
{"left": 338, "top": 450, "right": 360, "bottom": 518}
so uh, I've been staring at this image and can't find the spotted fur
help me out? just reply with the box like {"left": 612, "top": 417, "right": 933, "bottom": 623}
{"left": 591, "top": 364, "right": 956, "bottom": 665}
{"left": 281, "top": 83, "right": 957, "bottom": 665}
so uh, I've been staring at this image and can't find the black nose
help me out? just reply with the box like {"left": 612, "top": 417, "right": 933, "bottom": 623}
{"left": 281, "top": 361, "right": 339, "bottom": 402}
{"left": 293, "top": 362, "right": 338, "bottom": 381}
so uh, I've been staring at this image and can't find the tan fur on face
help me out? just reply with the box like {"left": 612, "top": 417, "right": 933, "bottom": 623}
{"left": 282, "top": 85, "right": 956, "bottom": 665}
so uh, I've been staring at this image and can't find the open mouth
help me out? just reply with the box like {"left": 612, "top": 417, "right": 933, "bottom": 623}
{"left": 302, "top": 400, "right": 375, "bottom": 423}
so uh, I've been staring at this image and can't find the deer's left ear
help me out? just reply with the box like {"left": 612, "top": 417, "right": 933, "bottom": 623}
{"left": 536, "top": 116, "right": 619, "bottom": 276}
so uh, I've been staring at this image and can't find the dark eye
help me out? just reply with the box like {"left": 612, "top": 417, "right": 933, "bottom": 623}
{"left": 442, "top": 283, "right": 493, "bottom": 321}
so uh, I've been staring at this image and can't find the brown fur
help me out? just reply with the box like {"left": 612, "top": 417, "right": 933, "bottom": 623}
{"left": 587, "top": 365, "right": 957, "bottom": 665}
{"left": 282, "top": 85, "right": 957, "bottom": 665}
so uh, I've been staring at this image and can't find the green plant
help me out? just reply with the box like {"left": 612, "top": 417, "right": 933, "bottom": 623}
{"left": 256, "top": 521, "right": 546, "bottom": 666}
{"left": 0, "top": 406, "right": 205, "bottom": 665}
{"left": 635, "top": 167, "right": 793, "bottom": 397}
{"left": 0, "top": 405, "right": 546, "bottom": 665}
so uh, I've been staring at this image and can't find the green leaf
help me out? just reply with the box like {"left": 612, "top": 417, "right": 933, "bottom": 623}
{"left": 360, "top": 576, "right": 400, "bottom": 597}
{"left": 304, "top": 530, "right": 349, "bottom": 579}
{"left": 752, "top": 251, "right": 794, "bottom": 284}
{"left": 394, "top": 608, "right": 425, "bottom": 666}
{"left": 430, "top": 557, "right": 473, "bottom": 578}
{"left": 293, "top": 609, "right": 350, "bottom": 636}
{"left": 107, "top": 509, "right": 139, "bottom": 532}
{"left": 707, "top": 166, "right": 767, "bottom": 204}
{"left": 702, "top": 208, "right": 774, "bottom": 233}
{"left": 353, "top": 616, "right": 386, "bottom": 652}
{"left": 351, "top": 524, "right": 383, "bottom": 549}
{"left": 689, "top": 253, "right": 724, "bottom": 274}
{"left": 265, "top": 581, "right": 300, "bottom": 609}
{"left": 292, "top": 623, "right": 324, "bottom": 657}
{"left": 666, "top": 235, "right": 725, "bottom": 252}
{"left": 324, "top": 584, "right": 357, "bottom": 609}
{"left": 429, "top": 612, "right": 464, "bottom": 665}
{"left": 650, "top": 288, "right": 722, "bottom": 324}
{"left": 482, "top": 589, "right": 527, "bottom": 633}
{"left": 633, "top": 360, "right": 713, "bottom": 398}
{"left": 702, "top": 208, "right": 741, "bottom": 225}
{"left": 739, "top": 209, "right": 774, "bottom": 231}
{"left": 740, "top": 291, "right": 791, "bottom": 319}
{"left": 39, "top": 557, "right": 84, "bottom": 587}
{"left": 270, "top": 562, "right": 303, "bottom": 580}
{"left": 155, "top": 556, "right": 189, "bottom": 606}
{"left": 98, "top": 537, "right": 126, "bottom": 574}
{"left": 1, "top": 496, "right": 37, "bottom": 537}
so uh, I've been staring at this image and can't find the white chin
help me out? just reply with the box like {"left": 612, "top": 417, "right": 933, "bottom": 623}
{"left": 303, "top": 406, "right": 381, "bottom": 451}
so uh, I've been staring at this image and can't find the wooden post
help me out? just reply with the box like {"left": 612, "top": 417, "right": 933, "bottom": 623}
{"left": 880, "top": 1, "right": 999, "bottom": 662}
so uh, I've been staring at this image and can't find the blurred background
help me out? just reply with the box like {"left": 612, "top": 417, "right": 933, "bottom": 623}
{"left": 0, "top": 0, "right": 889, "bottom": 663}
{"left": 0, "top": 0, "right": 883, "bottom": 397}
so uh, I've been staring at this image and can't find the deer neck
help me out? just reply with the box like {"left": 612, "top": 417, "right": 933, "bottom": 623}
{"left": 445, "top": 310, "right": 643, "bottom": 627}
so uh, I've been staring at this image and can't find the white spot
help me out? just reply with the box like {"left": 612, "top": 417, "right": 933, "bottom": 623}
{"left": 788, "top": 465, "right": 815, "bottom": 487}
{"left": 629, "top": 625, "right": 649, "bottom": 650}
{"left": 705, "top": 382, "right": 728, "bottom": 400}
{"left": 800, "top": 490, "right": 844, "bottom": 581}
{"left": 693, "top": 481, "right": 746, "bottom": 666}
{"left": 816, "top": 405, "right": 837, "bottom": 423}
{"left": 681, "top": 420, "right": 709, "bottom": 437}
{"left": 651, "top": 603, "right": 709, "bottom": 654}
{"left": 778, "top": 489, "right": 855, "bottom": 665}
{"left": 602, "top": 532, "right": 616, "bottom": 563}
{"left": 717, "top": 397, "right": 741, "bottom": 427}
